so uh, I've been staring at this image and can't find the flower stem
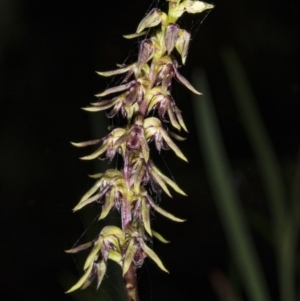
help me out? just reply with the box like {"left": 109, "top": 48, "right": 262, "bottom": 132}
{"left": 124, "top": 264, "right": 139, "bottom": 301}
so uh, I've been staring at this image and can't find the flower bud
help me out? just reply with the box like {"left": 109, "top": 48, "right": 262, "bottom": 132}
{"left": 138, "top": 39, "right": 154, "bottom": 69}
{"left": 136, "top": 8, "right": 163, "bottom": 33}
{"left": 175, "top": 29, "right": 191, "bottom": 64}
{"left": 186, "top": 0, "right": 214, "bottom": 14}
{"left": 165, "top": 23, "right": 180, "bottom": 54}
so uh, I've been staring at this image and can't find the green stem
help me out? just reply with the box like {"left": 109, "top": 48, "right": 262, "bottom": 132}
{"left": 124, "top": 264, "right": 140, "bottom": 301}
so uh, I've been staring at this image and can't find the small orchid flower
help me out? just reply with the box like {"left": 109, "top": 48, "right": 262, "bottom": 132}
{"left": 113, "top": 115, "right": 150, "bottom": 162}
{"left": 168, "top": 0, "right": 214, "bottom": 22}
{"left": 65, "top": 226, "right": 124, "bottom": 292}
{"left": 146, "top": 86, "right": 188, "bottom": 132}
{"left": 72, "top": 169, "right": 126, "bottom": 213}
{"left": 71, "top": 127, "right": 126, "bottom": 161}
{"left": 143, "top": 117, "right": 188, "bottom": 162}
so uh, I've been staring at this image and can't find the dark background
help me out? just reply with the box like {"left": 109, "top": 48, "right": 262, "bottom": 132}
{"left": 1, "top": 0, "right": 299, "bottom": 300}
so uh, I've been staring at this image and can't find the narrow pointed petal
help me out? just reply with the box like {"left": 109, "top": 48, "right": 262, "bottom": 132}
{"left": 83, "top": 238, "right": 103, "bottom": 271}
{"left": 84, "top": 98, "right": 120, "bottom": 112}
{"left": 147, "top": 94, "right": 165, "bottom": 113}
{"left": 65, "top": 241, "right": 93, "bottom": 254}
{"left": 152, "top": 230, "right": 170, "bottom": 243}
{"left": 123, "top": 239, "right": 136, "bottom": 276}
{"left": 81, "top": 276, "right": 94, "bottom": 290}
{"left": 168, "top": 131, "right": 186, "bottom": 141}
{"left": 136, "top": 8, "right": 163, "bottom": 33}
{"left": 149, "top": 199, "right": 185, "bottom": 222}
{"left": 96, "top": 64, "right": 133, "bottom": 77}
{"left": 106, "top": 103, "right": 123, "bottom": 118}
{"left": 73, "top": 187, "right": 109, "bottom": 212}
{"left": 81, "top": 106, "right": 107, "bottom": 112}
{"left": 159, "top": 173, "right": 187, "bottom": 196}
{"left": 160, "top": 129, "right": 188, "bottom": 162}
{"left": 90, "top": 98, "right": 118, "bottom": 107}
{"left": 65, "top": 263, "right": 93, "bottom": 293}
{"left": 99, "top": 190, "right": 115, "bottom": 220}
{"left": 70, "top": 139, "right": 101, "bottom": 147}
{"left": 139, "top": 240, "right": 169, "bottom": 273}
{"left": 95, "top": 81, "right": 133, "bottom": 97}
{"left": 150, "top": 169, "right": 172, "bottom": 197}
{"left": 88, "top": 173, "right": 103, "bottom": 179}
{"left": 80, "top": 142, "right": 108, "bottom": 160}
{"left": 95, "top": 261, "right": 107, "bottom": 289}
{"left": 142, "top": 199, "right": 152, "bottom": 236}
{"left": 79, "top": 180, "right": 102, "bottom": 204}
{"left": 113, "top": 131, "right": 131, "bottom": 150}
{"left": 151, "top": 163, "right": 187, "bottom": 196}
{"left": 174, "top": 106, "right": 188, "bottom": 132}
{"left": 174, "top": 68, "right": 202, "bottom": 95}
{"left": 167, "top": 103, "right": 181, "bottom": 131}
{"left": 123, "top": 31, "right": 147, "bottom": 39}
{"left": 133, "top": 162, "right": 144, "bottom": 193}
{"left": 140, "top": 136, "right": 150, "bottom": 162}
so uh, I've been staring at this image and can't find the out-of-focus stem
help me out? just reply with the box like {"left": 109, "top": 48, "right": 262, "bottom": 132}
{"left": 124, "top": 264, "right": 139, "bottom": 301}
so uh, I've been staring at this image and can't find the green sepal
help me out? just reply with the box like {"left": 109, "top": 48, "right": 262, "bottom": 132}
{"left": 101, "top": 225, "right": 124, "bottom": 239}
{"left": 82, "top": 98, "right": 119, "bottom": 112}
{"left": 150, "top": 168, "right": 172, "bottom": 197}
{"left": 136, "top": 8, "right": 163, "bottom": 33}
{"left": 65, "top": 262, "right": 93, "bottom": 293}
{"left": 139, "top": 239, "right": 169, "bottom": 273}
{"left": 123, "top": 239, "right": 136, "bottom": 276}
{"left": 133, "top": 161, "right": 144, "bottom": 194}
{"left": 140, "top": 133, "right": 150, "bottom": 162}
{"left": 78, "top": 179, "right": 102, "bottom": 204}
{"left": 152, "top": 230, "right": 170, "bottom": 243}
{"left": 84, "top": 237, "right": 103, "bottom": 270}
{"left": 142, "top": 198, "right": 152, "bottom": 236}
{"left": 168, "top": 131, "right": 186, "bottom": 141}
{"left": 99, "top": 189, "right": 115, "bottom": 220}
{"left": 70, "top": 139, "right": 101, "bottom": 147}
{"left": 123, "top": 32, "right": 146, "bottom": 39}
{"left": 73, "top": 188, "right": 108, "bottom": 212}
{"left": 88, "top": 173, "right": 103, "bottom": 179}
{"left": 96, "top": 64, "right": 133, "bottom": 77}
{"left": 160, "top": 128, "right": 188, "bottom": 162}
{"left": 151, "top": 163, "right": 187, "bottom": 196}
{"left": 108, "top": 250, "right": 122, "bottom": 265}
{"left": 174, "top": 68, "right": 202, "bottom": 95}
{"left": 80, "top": 141, "right": 109, "bottom": 160}
{"left": 65, "top": 241, "right": 93, "bottom": 254}
{"left": 167, "top": 102, "right": 181, "bottom": 131}
{"left": 95, "top": 260, "right": 107, "bottom": 289}
{"left": 149, "top": 198, "right": 185, "bottom": 222}
{"left": 95, "top": 82, "right": 133, "bottom": 97}
{"left": 174, "top": 106, "right": 188, "bottom": 132}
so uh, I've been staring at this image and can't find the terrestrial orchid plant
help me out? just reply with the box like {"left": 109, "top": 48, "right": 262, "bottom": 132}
{"left": 66, "top": 1, "right": 213, "bottom": 300}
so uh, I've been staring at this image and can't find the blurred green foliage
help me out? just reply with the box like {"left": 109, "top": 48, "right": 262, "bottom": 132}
{"left": 192, "top": 48, "right": 300, "bottom": 301}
